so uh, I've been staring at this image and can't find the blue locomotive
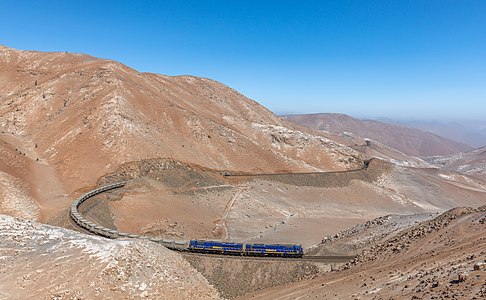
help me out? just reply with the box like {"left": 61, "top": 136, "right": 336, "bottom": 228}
{"left": 188, "top": 240, "right": 303, "bottom": 257}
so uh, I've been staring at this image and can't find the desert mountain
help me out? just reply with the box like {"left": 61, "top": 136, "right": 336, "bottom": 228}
{"left": 319, "top": 128, "right": 437, "bottom": 168}
{"left": 426, "top": 146, "right": 486, "bottom": 179}
{"left": 284, "top": 113, "right": 472, "bottom": 157}
{"left": 1, "top": 45, "right": 486, "bottom": 299}
{"left": 0, "top": 45, "right": 362, "bottom": 221}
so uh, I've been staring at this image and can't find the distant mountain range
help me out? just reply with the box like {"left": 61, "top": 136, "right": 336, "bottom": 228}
{"left": 376, "top": 118, "right": 486, "bottom": 148}
{"left": 283, "top": 113, "right": 472, "bottom": 157}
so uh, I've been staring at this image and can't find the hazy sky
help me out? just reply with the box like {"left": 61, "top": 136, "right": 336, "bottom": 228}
{"left": 1, "top": 1, "right": 485, "bottom": 121}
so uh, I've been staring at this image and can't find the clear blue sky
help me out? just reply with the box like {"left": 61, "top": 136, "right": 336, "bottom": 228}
{"left": 1, "top": 1, "right": 485, "bottom": 121}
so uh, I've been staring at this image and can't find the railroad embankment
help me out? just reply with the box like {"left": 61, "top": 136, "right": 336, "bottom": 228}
{"left": 184, "top": 254, "right": 322, "bottom": 298}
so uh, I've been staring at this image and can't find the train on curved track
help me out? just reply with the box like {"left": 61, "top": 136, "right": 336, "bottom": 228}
{"left": 188, "top": 240, "right": 303, "bottom": 257}
{"left": 70, "top": 181, "right": 303, "bottom": 258}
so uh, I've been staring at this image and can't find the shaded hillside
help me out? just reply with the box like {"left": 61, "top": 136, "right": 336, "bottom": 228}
{"left": 284, "top": 113, "right": 471, "bottom": 156}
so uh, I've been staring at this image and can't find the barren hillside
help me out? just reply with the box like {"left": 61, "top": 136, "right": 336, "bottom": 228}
{"left": 426, "top": 146, "right": 486, "bottom": 179}
{"left": 72, "top": 158, "right": 486, "bottom": 251}
{"left": 284, "top": 113, "right": 471, "bottom": 156}
{"left": 244, "top": 207, "right": 486, "bottom": 299}
{"left": 0, "top": 214, "right": 221, "bottom": 299}
{"left": 1, "top": 45, "right": 485, "bottom": 299}
{"left": 0, "top": 45, "right": 362, "bottom": 221}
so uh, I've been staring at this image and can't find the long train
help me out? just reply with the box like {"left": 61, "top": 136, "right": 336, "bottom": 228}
{"left": 70, "top": 181, "right": 303, "bottom": 258}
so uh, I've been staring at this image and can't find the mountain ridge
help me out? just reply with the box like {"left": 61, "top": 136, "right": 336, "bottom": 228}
{"left": 284, "top": 113, "right": 471, "bottom": 156}
{"left": 0, "top": 45, "right": 362, "bottom": 221}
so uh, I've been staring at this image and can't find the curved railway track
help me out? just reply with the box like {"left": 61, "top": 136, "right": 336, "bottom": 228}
{"left": 70, "top": 171, "right": 363, "bottom": 262}
{"left": 219, "top": 159, "right": 371, "bottom": 177}
{"left": 70, "top": 181, "right": 190, "bottom": 251}
{"left": 181, "top": 251, "right": 354, "bottom": 262}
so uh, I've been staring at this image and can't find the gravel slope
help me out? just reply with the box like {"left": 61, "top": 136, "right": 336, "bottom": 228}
{"left": 243, "top": 207, "right": 486, "bottom": 299}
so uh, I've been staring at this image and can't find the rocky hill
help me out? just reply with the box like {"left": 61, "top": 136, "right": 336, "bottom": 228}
{"left": 284, "top": 113, "right": 471, "bottom": 157}
{"left": 246, "top": 206, "right": 486, "bottom": 299}
{"left": 426, "top": 146, "right": 486, "bottom": 179}
{"left": 0, "top": 45, "right": 362, "bottom": 221}
{"left": 0, "top": 214, "right": 221, "bottom": 299}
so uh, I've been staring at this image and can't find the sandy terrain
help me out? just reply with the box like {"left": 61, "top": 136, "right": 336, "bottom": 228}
{"left": 0, "top": 134, "right": 66, "bottom": 222}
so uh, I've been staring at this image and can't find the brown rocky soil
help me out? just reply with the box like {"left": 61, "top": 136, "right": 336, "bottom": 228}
{"left": 243, "top": 207, "right": 486, "bottom": 299}
{"left": 308, "top": 212, "right": 438, "bottom": 256}
{"left": 183, "top": 254, "right": 320, "bottom": 299}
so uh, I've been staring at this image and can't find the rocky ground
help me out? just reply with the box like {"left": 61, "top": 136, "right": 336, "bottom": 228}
{"left": 308, "top": 212, "right": 438, "bottom": 256}
{"left": 243, "top": 206, "right": 486, "bottom": 299}
{"left": 426, "top": 146, "right": 486, "bottom": 180}
{"left": 184, "top": 254, "right": 320, "bottom": 299}
{"left": 79, "top": 157, "right": 486, "bottom": 250}
{"left": 0, "top": 214, "right": 221, "bottom": 299}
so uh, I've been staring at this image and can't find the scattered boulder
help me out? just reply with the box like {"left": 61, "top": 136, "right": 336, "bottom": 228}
{"left": 473, "top": 262, "right": 486, "bottom": 271}
{"left": 457, "top": 273, "right": 468, "bottom": 282}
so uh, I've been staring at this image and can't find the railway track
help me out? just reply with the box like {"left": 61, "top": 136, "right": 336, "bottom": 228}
{"left": 220, "top": 159, "right": 371, "bottom": 177}
{"left": 181, "top": 251, "right": 354, "bottom": 262}
{"left": 70, "top": 177, "right": 359, "bottom": 262}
